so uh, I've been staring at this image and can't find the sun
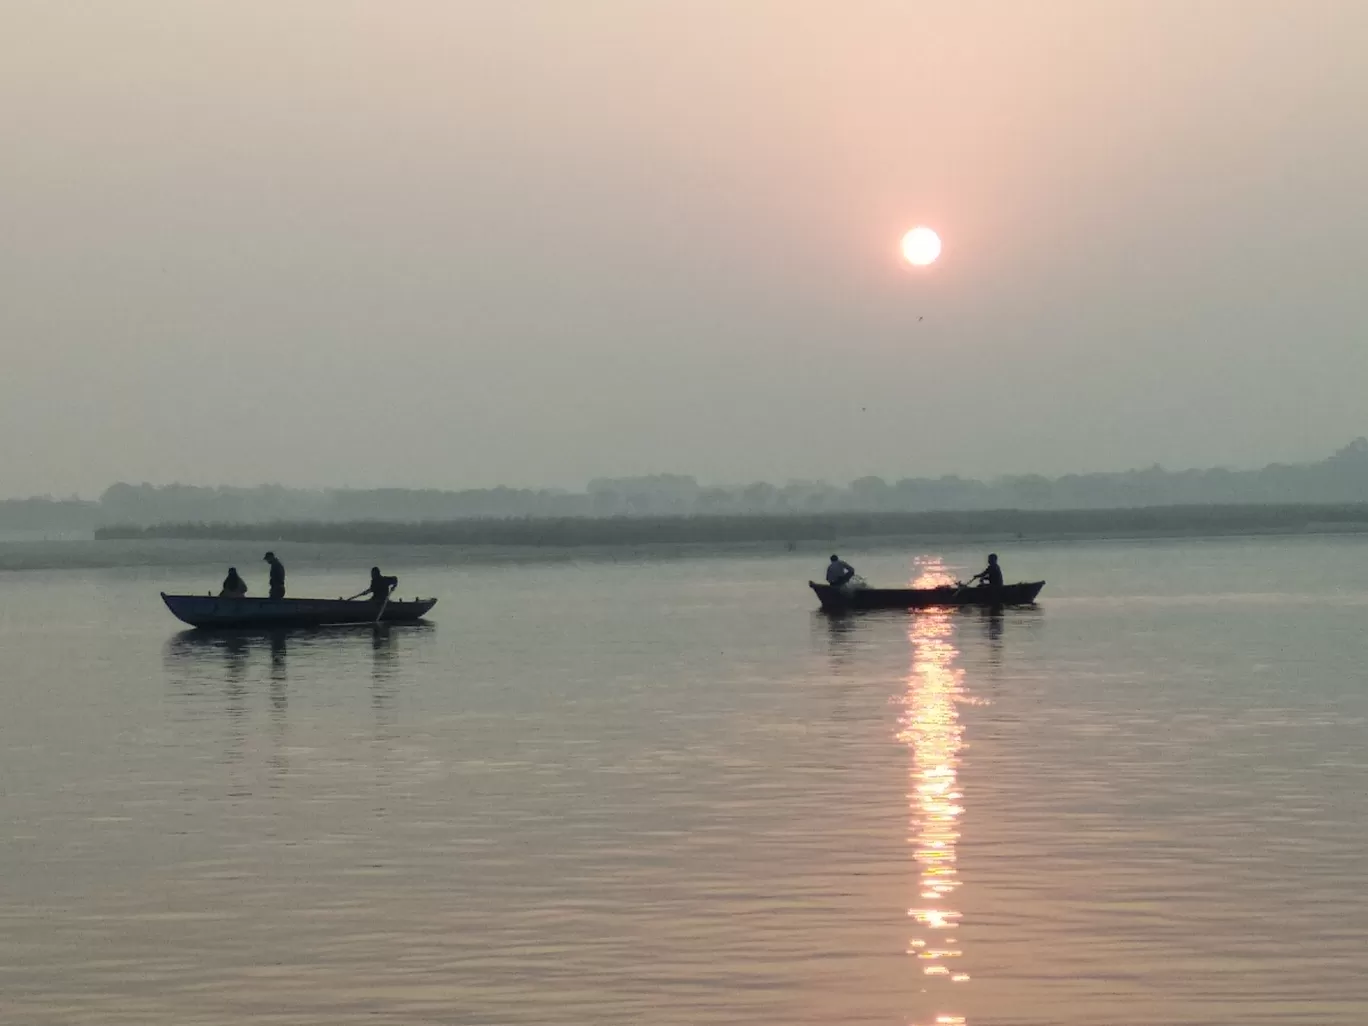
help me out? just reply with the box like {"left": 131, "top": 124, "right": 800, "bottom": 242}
{"left": 901, "top": 226, "right": 942, "bottom": 267}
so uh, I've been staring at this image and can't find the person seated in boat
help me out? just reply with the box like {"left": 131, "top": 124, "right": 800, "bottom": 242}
{"left": 826, "top": 555, "right": 856, "bottom": 588}
{"left": 970, "top": 553, "right": 1004, "bottom": 590}
{"left": 356, "top": 566, "right": 399, "bottom": 605}
{"left": 263, "top": 551, "right": 286, "bottom": 599}
{"left": 219, "top": 567, "right": 248, "bottom": 599}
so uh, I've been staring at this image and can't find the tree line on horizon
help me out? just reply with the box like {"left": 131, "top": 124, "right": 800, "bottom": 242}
{"left": 95, "top": 503, "right": 1368, "bottom": 549}
{"left": 6, "top": 439, "right": 1368, "bottom": 531}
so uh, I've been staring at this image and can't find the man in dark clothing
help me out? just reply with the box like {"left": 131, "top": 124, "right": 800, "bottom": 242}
{"left": 349, "top": 567, "right": 399, "bottom": 610}
{"left": 263, "top": 551, "right": 286, "bottom": 599}
{"left": 971, "top": 553, "right": 1004, "bottom": 598}
{"left": 362, "top": 566, "right": 399, "bottom": 606}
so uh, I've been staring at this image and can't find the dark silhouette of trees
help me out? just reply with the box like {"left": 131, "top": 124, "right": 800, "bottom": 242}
{"left": 9, "top": 439, "right": 1368, "bottom": 533}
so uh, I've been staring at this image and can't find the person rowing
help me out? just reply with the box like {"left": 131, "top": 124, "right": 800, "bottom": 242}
{"left": 974, "top": 555, "right": 1006, "bottom": 593}
{"left": 348, "top": 567, "right": 399, "bottom": 607}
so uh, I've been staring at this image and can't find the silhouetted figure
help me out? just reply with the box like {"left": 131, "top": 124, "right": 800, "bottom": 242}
{"left": 971, "top": 553, "right": 1004, "bottom": 597}
{"left": 360, "top": 566, "right": 399, "bottom": 606}
{"left": 263, "top": 551, "right": 286, "bottom": 599}
{"left": 826, "top": 554, "right": 856, "bottom": 588}
{"left": 219, "top": 567, "right": 248, "bottom": 599}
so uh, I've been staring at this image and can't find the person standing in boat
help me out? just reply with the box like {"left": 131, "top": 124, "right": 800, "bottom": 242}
{"left": 220, "top": 567, "right": 248, "bottom": 599}
{"left": 352, "top": 567, "right": 399, "bottom": 606}
{"left": 970, "top": 553, "right": 1004, "bottom": 597}
{"left": 826, "top": 554, "right": 856, "bottom": 589}
{"left": 263, "top": 551, "right": 286, "bottom": 599}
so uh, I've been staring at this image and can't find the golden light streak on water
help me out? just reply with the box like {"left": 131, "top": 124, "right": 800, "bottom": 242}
{"left": 902, "top": 558, "right": 973, "bottom": 1026}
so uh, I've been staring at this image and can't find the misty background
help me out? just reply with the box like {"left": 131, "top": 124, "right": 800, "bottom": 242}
{"left": 4, "top": 1, "right": 1367, "bottom": 500}
{"left": 3, "top": 439, "right": 1367, "bottom": 532}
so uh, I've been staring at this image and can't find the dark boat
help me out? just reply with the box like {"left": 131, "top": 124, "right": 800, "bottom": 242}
{"left": 810, "top": 580, "right": 1044, "bottom": 612}
{"left": 161, "top": 593, "right": 438, "bottom": 629}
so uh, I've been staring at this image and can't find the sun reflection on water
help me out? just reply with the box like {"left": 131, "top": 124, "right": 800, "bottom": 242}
{"left": 901, "top": 559, "right": 974, "bottom": 1026}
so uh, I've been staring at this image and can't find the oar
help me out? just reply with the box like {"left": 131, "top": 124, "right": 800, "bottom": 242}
{"left": 952, "top": 573, "right": 982, "bottom": 599}
{"left": 342, "top": 588, "right": 388, "bottom": 621}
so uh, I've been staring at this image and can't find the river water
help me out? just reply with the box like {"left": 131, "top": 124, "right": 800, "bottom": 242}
{"left": 2, "top": 536, "right": 1367, "bottom": 1024}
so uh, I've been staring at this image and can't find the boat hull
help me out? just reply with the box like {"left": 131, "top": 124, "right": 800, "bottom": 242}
{"left": 810, "top": 580, "right": 1044, "bottom": 612}
{"left": 161, "top": 593, "right": 437, "bottom": 629}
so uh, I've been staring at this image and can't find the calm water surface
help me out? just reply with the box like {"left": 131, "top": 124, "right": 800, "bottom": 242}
{"left": 2, "top": 537, "right": 1367, "bottom": 1024}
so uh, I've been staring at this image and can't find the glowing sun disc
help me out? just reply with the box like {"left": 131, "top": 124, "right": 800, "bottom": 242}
{"left": 902, "top": 226, "right": 942, "bottom": 267}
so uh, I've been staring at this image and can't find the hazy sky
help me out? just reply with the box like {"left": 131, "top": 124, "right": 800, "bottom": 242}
{"left": 4, "top": 1, "right": 1367, "bottom": 497}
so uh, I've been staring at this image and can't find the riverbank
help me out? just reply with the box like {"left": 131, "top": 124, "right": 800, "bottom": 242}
{"left": 4, "top": 508, "right": 1368, "bottom": 574}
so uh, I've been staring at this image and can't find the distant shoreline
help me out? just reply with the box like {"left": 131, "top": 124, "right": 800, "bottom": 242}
{"left": 93, "top": 504, "right": 1368, "bottom": 550}
{"left": 1, "top": 506, "right": 1366, "bottom": 575}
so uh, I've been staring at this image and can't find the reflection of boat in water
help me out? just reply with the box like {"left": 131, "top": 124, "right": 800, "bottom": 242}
{"left": 810, "top": 580, "right": 1043, "bottom": 612}
{"left": 161, "top": 593, "right": 437, "bottom": 628}
{"left": 164, "top": 622, "right": 433, "bottom": 664}
{"left": 166, "top": 627, "right": 290, "bottom": 667}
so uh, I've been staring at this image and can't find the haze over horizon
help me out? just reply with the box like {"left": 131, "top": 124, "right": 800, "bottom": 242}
{"left": 10, "top": 437, "right": 1368, "bottom": 507}
{"left": 5, "top": 1, "right": 1366, "bottom": 498}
